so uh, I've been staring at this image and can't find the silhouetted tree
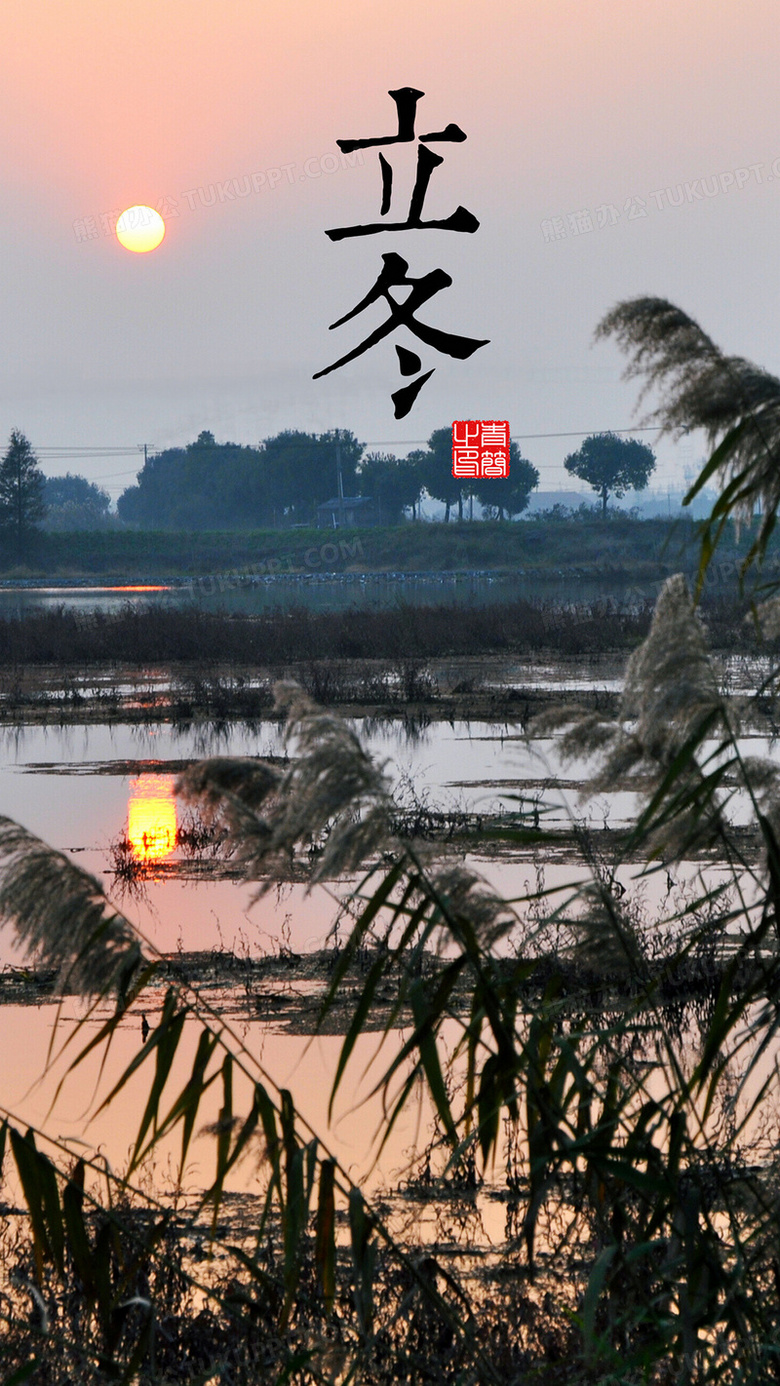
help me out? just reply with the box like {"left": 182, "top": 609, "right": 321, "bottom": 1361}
{"left": 357, "top": 452, "right": 422, "bottom": 522}
{"left": 0, "top": 430, "right": 46, "bottom": 548}
{"left": 43, "top": 473, "right": 111, "bottom": 530}
{"left": 410, "top": 430, "right": 539, "bottom": 522}
{"left": 564, "top": 432, "right": 656, "bottom": 515}
{"left": 412, "top": 429, "right": 467, "bottom": 521}
{"left": 118, "top": 434, "right": 271, "bottom": 529}
{"left": 117, "top": 430, "right": 366, "bottom": 530}
{"left": 259, "top": 430, "right": 363, "bottom": 525}
{"left": 473, "top": 443, "right": 539, "bottom": 519}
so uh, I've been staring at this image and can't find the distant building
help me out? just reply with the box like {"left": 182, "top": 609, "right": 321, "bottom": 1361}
{"left": 316, "top": 496, "right": 379, "bottom": 527}
{"left": 626, "top": 487, "right": 720, "bottom": 520}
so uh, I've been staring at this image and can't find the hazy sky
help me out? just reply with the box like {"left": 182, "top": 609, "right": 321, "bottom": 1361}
{"left": 2, "top": 0, "right": 779, "bottom": 498}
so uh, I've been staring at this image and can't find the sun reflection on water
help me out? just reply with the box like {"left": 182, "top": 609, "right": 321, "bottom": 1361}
{"left": 127, "top": 773, "right": 177, "bottom": 863}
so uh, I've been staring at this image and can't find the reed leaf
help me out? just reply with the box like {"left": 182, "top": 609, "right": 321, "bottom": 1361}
{"left": 314, "top": 1159, "right": 337, "bottom": 1312}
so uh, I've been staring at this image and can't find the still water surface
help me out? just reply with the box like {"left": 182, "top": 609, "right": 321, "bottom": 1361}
{"left": 0, "top": 570, "right": 651, "bottom": 616}
{"left": 0, "top": 716, "right": 631, "bottom": 959}
{"left": 1, "top": 712, "right": 766, "bottom": 961}
{"left": 0, "top": 711, "right": 760, "bottom": 1191}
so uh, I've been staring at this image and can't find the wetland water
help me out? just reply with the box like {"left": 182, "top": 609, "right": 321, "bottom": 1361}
{"left": 0, "top": 711, "right": 606, "bottom": 1191}
{"left": 0, "top": 699, "right": 770, "bottom": 965}
{"left": 0, "top": 568, "right": 658, "bottom": 617}
{"left": 0, "top": 690, "right": 769, "bottom": 1190}
{"left": 0, "top": 716, "right": 588, "bottom": 961}
{"left": 1, "top": 606, "right": 774, "bottom": 1379}
{"left": 0, "top": 717, "right": 529, "bottom": 1186}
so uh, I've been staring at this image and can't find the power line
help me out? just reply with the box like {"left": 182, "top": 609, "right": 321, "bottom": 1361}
{"left": 34, "top": 450, "right": 141, "bottom": 458}
{"left": 369, "top": 427, "right": 661, "bottom": 444}
{"left": 33, "top": 447, "right": 141, "bottom": 452}
{"left": 33, "top": 425, "right": 661, "bottom": 456}
{"left": 33, "top": 424, "right": 668, "bottom": 487}
{"left": 90, "top": 470, "right": 144, "bottom": 481}
{"left": 514, "top": 426, "right": 659, "bottom": 441}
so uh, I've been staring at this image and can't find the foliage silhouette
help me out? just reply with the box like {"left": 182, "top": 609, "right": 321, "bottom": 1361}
{"left": 472, "top": 442, "right": 540, "bottom": 519}
{"left": 408, "top": 429, "right": 469, "bottom": 522}
{"left": 0, "top": 431, "right": 46, "bottom": 550}
{"left": 42, "top": 474, "right": 111, "bottom": 532}
{"left": 564, "top": 430, "right": 656, "bottom": 515}
{"left": 356, "top": 451, "right": 422, "bottom": 522}
{"left": 117, "top": 430, "right": 364, "bottom": 531}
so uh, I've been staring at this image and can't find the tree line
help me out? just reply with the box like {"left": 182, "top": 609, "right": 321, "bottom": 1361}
{"left": 115, "top": 426, "right": 656, "bottom": 529}
{"left": 114, "top": 428, "right": 544, "bottom": 529}
{"left": 0, "top": 427, "right": 657, "bottom": 538}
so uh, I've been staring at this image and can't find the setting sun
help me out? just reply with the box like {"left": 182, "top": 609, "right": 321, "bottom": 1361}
{"left": 116, "top": 205, "right": 165, "bottom": 253}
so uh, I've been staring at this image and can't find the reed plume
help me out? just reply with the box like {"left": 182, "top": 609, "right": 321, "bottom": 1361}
{"left": 597, "top": 296, "right": 780, "bottom": 549}
{"left": 0, "top": 816, "right": 146, "bottom": 998}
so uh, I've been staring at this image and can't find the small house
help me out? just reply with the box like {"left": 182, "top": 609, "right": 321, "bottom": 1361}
{"left": 316, "top": 496, "right": 379, "bottom": 528}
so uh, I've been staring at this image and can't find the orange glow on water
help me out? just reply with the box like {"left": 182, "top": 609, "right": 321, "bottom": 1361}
{"left": 127, "top": 773, "right": 177, "bottom": 862}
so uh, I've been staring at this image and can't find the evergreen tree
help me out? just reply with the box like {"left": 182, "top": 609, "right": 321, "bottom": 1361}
{"left": 473, "top": 443, "right": 539, "bottom": 519}
{"left": 260, "top": 430, "right": 363, "bottom": 525}
{"left": 411, "top": 430, "right": 539, "bottom": 522}
{"left": 118, "top": 434, "right": 271, "bottom": 529}
{"left": 0, "top": 430, "right": 46, "bottom": 546}
{"left": 564, "top": 431, "right": 656, "bottom": 514}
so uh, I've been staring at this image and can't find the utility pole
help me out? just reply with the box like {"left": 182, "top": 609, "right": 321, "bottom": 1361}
{"left": 335, "top": 429, "right": 345, "bottom": 528}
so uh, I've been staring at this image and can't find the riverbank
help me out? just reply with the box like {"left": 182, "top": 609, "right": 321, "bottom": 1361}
{"left": 1, "top": 513, "right": 772, "bottom": 581}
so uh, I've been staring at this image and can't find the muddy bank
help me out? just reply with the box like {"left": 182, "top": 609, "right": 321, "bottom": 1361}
{"left": 0, "top": 650, "right": 773, "bottom": 727}
{"left": 0, "top": 652, "right": 641, "bottom": 726}
{"left": 0, "top": 942, "right": 760, "bottom": 1036}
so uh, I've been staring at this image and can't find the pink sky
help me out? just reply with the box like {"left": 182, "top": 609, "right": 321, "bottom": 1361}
{"left": 1, "top": 0, "right": 779, "bottom": 494}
